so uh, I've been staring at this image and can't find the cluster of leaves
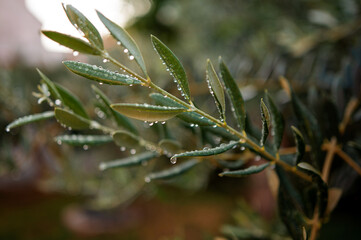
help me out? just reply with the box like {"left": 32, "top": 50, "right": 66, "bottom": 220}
{"left": 6, "top": 5, "right": 361, "bottom": 239}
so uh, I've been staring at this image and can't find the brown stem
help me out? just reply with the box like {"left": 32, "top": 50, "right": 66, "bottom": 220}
{"left": 335, "top": 147, "right": 361, "bottom": 176}
{"left": 321, "top": 137, "right": 337, "bottom": 182}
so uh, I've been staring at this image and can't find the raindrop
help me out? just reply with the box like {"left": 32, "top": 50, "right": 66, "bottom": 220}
{"left": 55, "top": 99, "right": 62, "bottom": 106}
{"left": 83, "top": 145, "right": 89, "bottom": 150}
{"left": 212, "top": 125, "right": 217, "bottom": 128}
{"left": 123, "top": 49, "right": 129, "bottom": 53}
{"left": 73, "top": 51, "right": 79, "bottom": 56}
{"left": 99, "top": 82, "right": 103, "bottom": 85}
{"left": 144, "top": 177, "right": 151, "bottom": 183}
{"left": 161, "top": 121, "right": 166, "bottom": 125}
{"left": 5, "top": 127, "right": 10, "bottom": 133}
{"left": 149, "top": 122, "right": 154, "bottom": 126}
{"left": 120, "top": 146, "right": 126, "bottom": 151}
{"left": 170, "top": 157, "right": 177, "bottom": 164}
{"left": 116, "top": 41, "right": 121, "bottom": 46}
{"left": 130, "top": 149, "right": 136, "bottom": 155}
{"left": 129, "top": 55, "right": 135, "bottom": 60}
{"left": 240, "top": 146, "right": 246, "bottom": 151}
{"left": 103, "top": 58, "right": 109, "bottom": 63}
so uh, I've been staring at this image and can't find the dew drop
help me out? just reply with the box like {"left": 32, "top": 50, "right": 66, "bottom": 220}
{"left": 55, "top": 99, "right": 62, "bottom": 106}
{"left": 73, "top": 51, "right": 79, "bottom": 56}
{"left": 103, "top": 58, "right": 109, "bottom": 63}
{"left": 149, "top": 122, "right": 154, "bottom": 126}
{"left": 212, "top": 125, "right": 217, "bottom": 128}
{"left": 123, "top": 49, "right": 129, "bottom": 53}
{"left": 5, "top": 127, "right": 10, "bottom": 133}
{"left": 120, "top": 146, "right": 126, "bottom": 151}
{"left": 99, "top": 82, "right": 103, "bottom": 85}
{"left": 129, "top": 55, "right": 134, "bottom": 60}
{"left": 170, "top": 157, "right": 177, "bottom": 164}
{"left": 144, "top": 177, "right": 151, "bottom": 183}
{"left": 83, "top": 145, "right": 89, "bottom": 150}
{"left": 161, "top": 121, "right": 166, "bottom": 125}
{"left": 130, "top": 149, "right": 136, "bottom": 155}
{"left": 240, "top": 146, "right": 246, "bottom": 151}
{"left": 116, "top": 41, "right": 121, "bottom": 46}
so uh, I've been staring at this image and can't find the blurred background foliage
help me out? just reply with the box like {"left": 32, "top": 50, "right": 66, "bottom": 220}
{"left": 1, "top": 0, "right": 361, "bottom": 239}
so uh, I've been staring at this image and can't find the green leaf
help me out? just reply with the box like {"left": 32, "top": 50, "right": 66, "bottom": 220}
{"left": 63, "top": 61, "right": 141, "bottom": 86}
{"left": 92, "top": 85, "right": 138, "bottom": 134}
{"left": 171, "top": 141, "right": 239, "bottom": 163}
{"left": 54, "top": 108, "right": 90, "bottom": 130}
{"left": 264, "top": 90, "right": 284, "bottom": 150}
{"left": 219, "top": 162, "right": 270, "bottom": 177}
{"left": 158, "top": 139, "right": 182, "bottom": 155}
{"left": 145, "top": 159, "right": 199, "bottom": 181}
{"left": 37, "top": 69, "right": 63, "bottom": 102}
{"left": 112, "top": 130, "right": 140, "bottom": 149}
{"left": 55, "top": 83, "right": 89, "bottom": 119}
{"left": 219, "top": 58, "right": 246, "bottom": 131}
{"left": 41, "top": 31, "right": 100, "bottom": 55}
{"left": 206, "top": 59, "right": 226, "bottom": 121}
{"left": 291, "top": 126, "right": 305, "bottom": 164}
{"left": 6, "top": 111, "right": 55, "bottom": 132}
{"left": 97, "top": 11, "right": 147, "bottom": 77}
{"left": 111, "top": 103, "right": 186, "bottom": 122}
{"left": 151, "top": 35, "right": 191, "bottom": 101}
{"left": 63, "top": 4, "right": 103, "bottom": 50}
{"left": 54, "top": 134, "right": 112, "bottom": 146}
{"left": 149, "top": 93, "right": 213, "bottom": 126}
{"left": 99, "top": 151, "right": 158, "bottom": 170}
{"left": 260, "top": 98, "right": 270, "bottom": 147}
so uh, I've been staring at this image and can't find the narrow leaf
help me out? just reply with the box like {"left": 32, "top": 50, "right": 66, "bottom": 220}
{"left": 112, "top": 130, "right": 140, "bottom": 149}
{"left": 54, "top": 134, "right": 112, "bottom": 146}
{"left": 219, "top": 162, "right": 270, "bottom": 177}
{"left": 291, "top": 126, "right": 305, "bottom": 164}
{"left": 260, "top": 98, "right": 270, "bottom": 147}
{"left": 97, "top": 11, "right": 147, "bottom": 77}
{"left": 206, "top": 59, "right": 226, "bottom": 121}
{"left": 149, "top": 93, "right": 213, "bottom": 126}
{"left": 63, "top": 61, "right": 141, "bottom": 86}
{"left": 99, "top": 151, "right": 158, "bottom": 170}
{"left": 54, "top": 108, "right": 90, "bottom": 130}
{"left": 111, "top": 103, "right": 186, "bottom": 122}
{"left": 219, "top": 58, "right": 246, "bottom": 131}
{"left": 63, "top": 4, "right": 103, "bottom": 50}
{"left": 264, "top": 90, "right": 285, "bottom": 150}
{"left": 37, "top": 69, "right": 62, "bottom": 102}
{"left": 146, "top": 159, "right": 199, "bottom": 181}
{"left": 6, "top": 111, "right": 54, "bottom": 131}
{"left": 151, "top": 35, "right": 191, "bottom": 101}
{"left": 55, "top": 83, "right": 89, "bottom": 119}
{"left": 41, "top": 31, "right": 100, "bottom": 55}
{"left": 171, "top": 141, "right": 238, "bottom": 162}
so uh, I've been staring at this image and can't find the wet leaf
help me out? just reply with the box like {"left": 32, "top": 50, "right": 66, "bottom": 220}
{"left": 171, "top": 141, "right": 239, "bottom": 162}
{"left": 264, "top": 90, "right": 284, "bottom": 150}
{"left": 112, "top": 130, "right": 140, "bottom": 149}
{"left": 111, "top": 103, "right": 186, "bottom": 122}
{"left": 219, "top": 58, "right": 246, "bottom": 130}
{"left": 63, "top": 61, "right": 141, "bottom": 85}
{"left": 260, "top": 98, "right": 270, "bottom": 147}
{"left": 41, "top": 31, "right": 100, "bottom": 55}
{"left": 219, "top": 162, "right": 270, "bottom": 177}
{"left": 291, "top": 126, "right": 305, "bottom": 164}
{"left": 206, "top": 59, "right": 226, "bottom": 121}
{"left": 63, "top": 4, "right": 103, "bottom": 50}
{"left": 97, "top": 11, "right": 147, "bottom": 76}
{"left": 6, "top": 111, "right": 55, "bottom": 131}
{"left": 54, "top": 108, "right": 90, "bottom": 130}
{"left": 54, "top": 134, "right": 112, "bottom": 146}
{"left": 55, "top": 83, "right": 89, "bottom": 119}
{"left": 151, "top": 35, "right": 191, "bottom": 101}
{"left": 99, "top": 151, "right": 158, "bottom": 170}
{"left": 92, "top": 85, "right": 138, "bottom": 134}
{"left": 149, "top": 93, "right": 213, "bottom": 126}
{"left": 146, "top": 159, "right": 199, "bottom": 181}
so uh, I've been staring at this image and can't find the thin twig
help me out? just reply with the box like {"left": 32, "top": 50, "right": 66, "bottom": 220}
{"left": 335, "top": 147, "right": 361, "bottom": 176}
{"left": 321, "top": 137, "right": 337, "bottom": 182}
